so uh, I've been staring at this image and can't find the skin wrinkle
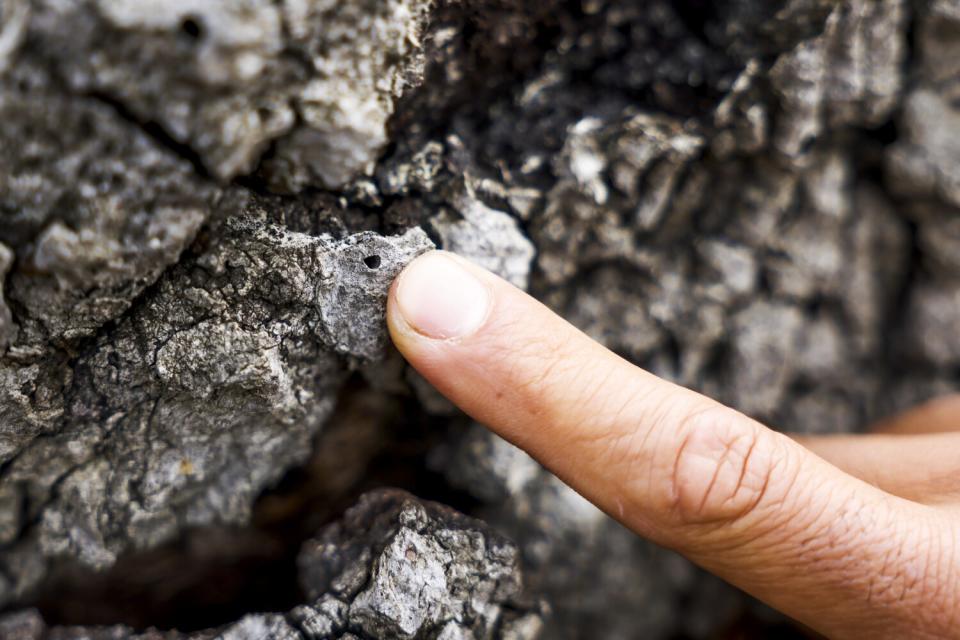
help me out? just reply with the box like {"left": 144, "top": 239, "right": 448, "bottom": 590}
{"left": 557, "top": 367, "right": 616, "bottom": 456}
{"left": 638, "top": 391, "right": 674, "bottom": 520}
{"left": 922, "top": 516, "right": 944, "bottom": 620}
{"left": 897, "top": 530, "right": 923, "bottom": 605}
{"left": 797, "top": 511, "right": 871, "bottom": 626}
{"left": 712, "top": 450, "right": 793, "bottom": 556}
{"left": 731, "top": 436, "right": 781, "bottom": 539}
{"left": 695, "top": 434, "right": 740, "bottom": 519}
{"left": 668, "top": 406, "right": 769, "bottom": 527}
{"left": 766, "top": 447, "right": 858, "bottom": 549}
{"left": 894, "top": 527, "right": 914, "bottom": 607}
{"left": 669, "top": 428, "right": 694, "bottom": 517}
{"left": 939, "top": 521, "right": 960, "bottom": 633}
{"left": 731, "top": 430, "right": 760, "bottom": 510}
{"left": 705, "top": 427, "right": 770, "bottom": 522}
{"left": 555, "top": 366, "right": 642, "bottom": 472}
{"left": 834, "top": 496, "right": 874, "bottom": 591}
{"left": 685, "top": 457, "right": 792, "bottom": 558}
{"left": 866, "top": 510, "right": 903, "bottom": 608}
{"left": 586, "top": 370, "right": 672, "bottom": 472}
{"left": 586, "top": 362, "right": 635, "bottom": 432}
{"left": 883, "top": 521, "right": 944, "bottom": 636}
{"left": 740, "top": 480, "right": 930, "bottom": 637}
{"left": 840, "top": 498, "right": 929, "bottom": 630}
{"left": 598, "top": 387, "right": 649, "bottom": 474}
{"left": 495, "top": 329, "right": 571, "bottom": 422}
{"left": 935, "top": 517, "right": 960, "bottom": 633}
{"left": 914, "top": 523, "right": 945, "bottom": 612}
{"left": 800, "top": 482, "right": 833, "bottom": 549}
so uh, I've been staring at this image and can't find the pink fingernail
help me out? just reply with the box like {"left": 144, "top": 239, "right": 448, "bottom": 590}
{"left": 395, "top": 252, "right": 490, "bottom": 339}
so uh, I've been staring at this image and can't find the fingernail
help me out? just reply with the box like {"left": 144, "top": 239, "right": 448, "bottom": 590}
{"left": 395, "top": 252, "right": 490, "bottom": 339}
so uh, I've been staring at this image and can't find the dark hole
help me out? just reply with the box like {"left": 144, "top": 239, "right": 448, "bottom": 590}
{"left": 798, "top": 135, "right": 816, "bottom": 155}
{"left": 180, "top": 17, "right": 203, "bottom": 40}
{"left": 672, "top": 0, "right": 718, "bottom": 42}
{"left": 363, "top": 255, "right": 382, "bottom": 269}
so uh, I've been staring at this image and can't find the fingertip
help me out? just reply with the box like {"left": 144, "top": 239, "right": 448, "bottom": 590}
{"left": 388, "top": 250, "right": 493, "bottom": 343}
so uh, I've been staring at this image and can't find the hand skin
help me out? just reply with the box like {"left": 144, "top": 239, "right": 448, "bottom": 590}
{"left": 387, "top": 251, "right": 960, "bottom": 640}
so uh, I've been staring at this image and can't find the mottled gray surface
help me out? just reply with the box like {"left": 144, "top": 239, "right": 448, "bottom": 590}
{"left": 0, "top": 184, "right": 432, "bottom": 600}
{"left": 0, "top": 0, "right": 958, "bottom": 638}
{"left": 0, "top": 491, "right": 541, "bottom": 640}
{"left": 28, "top": 0, "right": 430, "bottom": 188}
{"left": 296, "top": 490, "right": 542, "bottom": 640}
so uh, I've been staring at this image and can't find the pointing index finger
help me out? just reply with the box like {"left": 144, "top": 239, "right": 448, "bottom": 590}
{"left": 388, "top": 251, "right": 956, "bottom": 639}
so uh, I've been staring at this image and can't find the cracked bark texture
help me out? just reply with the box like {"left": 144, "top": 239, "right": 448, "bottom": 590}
{"left": 0, "top": 0, "right": 958, "bottom": 638}
{"left": 0, "top": 490, "right": 544, "bottom": 639}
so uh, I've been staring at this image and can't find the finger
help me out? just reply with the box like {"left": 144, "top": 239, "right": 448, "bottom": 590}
{"left": 873, "top": 394, "right": 960, "bottom": 435}
{"left": 796, "top": 396, "right": 960, "bottom": 506}
{"left": 796, "top": 432, "right": 960, "bottom": 507}
{"left": 387, "top": 251, "right": 958, "bottom": 639}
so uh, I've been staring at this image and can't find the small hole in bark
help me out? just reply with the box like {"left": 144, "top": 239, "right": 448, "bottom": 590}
{"left": 363, "top": 255, "right": 382, "bottom": 269}
{"left": 180, "top": 17, "right": 203, "bottom": 40}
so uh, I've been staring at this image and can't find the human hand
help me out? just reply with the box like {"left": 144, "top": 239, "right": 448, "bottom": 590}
{"left": 387, "top": 251, "right": 960, "bottom": 639}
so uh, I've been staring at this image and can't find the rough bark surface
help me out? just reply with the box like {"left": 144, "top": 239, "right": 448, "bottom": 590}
{"left": 0, "top": 0, "right": 958, "bottom": 638}
{"left": 0, "top": 490, "right": 544, "bottom": 639}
